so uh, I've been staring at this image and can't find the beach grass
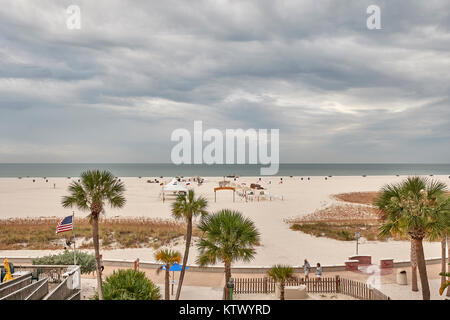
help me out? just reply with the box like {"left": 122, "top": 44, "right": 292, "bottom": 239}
{"left": 290, "top": 222, "right": 392, "bottom": 241}
{"left": 288, "top": 191, "right": 449, "bottom": 241}
{"left": 0, "top": 218, "right": 198, "bottom": 250}
{"left": 333, "top": 192, "right": 381, "bottom": 205}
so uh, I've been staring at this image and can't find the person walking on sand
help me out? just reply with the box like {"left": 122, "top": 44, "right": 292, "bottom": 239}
{"left": 316, "top": 263, "right": 322, "bottom": 282}
{"left": 303, "top": 259, "right": 311, "bottom": 280}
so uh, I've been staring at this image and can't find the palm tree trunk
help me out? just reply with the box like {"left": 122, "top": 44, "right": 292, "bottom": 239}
{"left": 223, "top": 260, "right": 232, "bottom": 300}
{"left": 411, "top": 240, "right": 418, "bottom": 292}
{"left": 165, "top": 268, "right": 170, "bottom": 300}
{"left": 175, "top": 218, "right": 192, "bottom": 300}
{"left": 442, "top": 236, "right": 447, "bottom": 287}
{"left": 92, "top": 215, "right": 103, "bottom": 300}
{"left": 413, "top": 238, "right": 430, "bottom": 300}
{"left": 280, "top": 282, "right": 285, "bottom": 301}
{"left": 447, "top": 236, "right": 450, "bottom": 297}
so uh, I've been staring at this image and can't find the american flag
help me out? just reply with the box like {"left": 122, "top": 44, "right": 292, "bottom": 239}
{"left": 56, "top": 215, "right": 74, "bottom": 234}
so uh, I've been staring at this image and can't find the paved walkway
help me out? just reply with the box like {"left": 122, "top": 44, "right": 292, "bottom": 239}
{"left": 81, "top": 262, "right": 447, "bottom": 300}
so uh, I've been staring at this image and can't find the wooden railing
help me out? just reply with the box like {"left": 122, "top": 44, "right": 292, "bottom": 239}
{"left": 232, "top": 276, "right": 390, "bottom": 300}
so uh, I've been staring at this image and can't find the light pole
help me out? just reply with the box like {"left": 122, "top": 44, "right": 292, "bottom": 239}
{"left": 355, "top": 232, "right": 360, "bottom": 255}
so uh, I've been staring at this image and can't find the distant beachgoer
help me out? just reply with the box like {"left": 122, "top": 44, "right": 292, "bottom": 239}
{"left": 99, "top": 255, "right": 105, "bottom": 272}
{"left": 53, "top": 183, "right": 56, "bottom": 189}
{"left": 316, "top": 263, "right": 322, "bottom": 281}
{"left": 92, "top": 255, "right": 105, "bottom": 276}
{"left": 303, "top": 259, "right": 311, "bottom": 279}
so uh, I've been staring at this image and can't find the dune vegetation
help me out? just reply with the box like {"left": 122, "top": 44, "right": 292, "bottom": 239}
{"left": 0, "top": 217, "right": 199, "bottom": 250}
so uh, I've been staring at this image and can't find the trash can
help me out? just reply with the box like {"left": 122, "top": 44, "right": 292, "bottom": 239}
{"left": 396, "top": 270, "right": 407, "bottom": 285}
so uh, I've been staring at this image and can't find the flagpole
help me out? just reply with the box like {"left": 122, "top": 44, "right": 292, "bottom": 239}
{"left": 72, "top": 211, "right": 77, "bottom": 265}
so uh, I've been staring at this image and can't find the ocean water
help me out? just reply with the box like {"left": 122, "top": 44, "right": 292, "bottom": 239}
{"left": 0, "top": 163, "right": 449, "bottom": 178}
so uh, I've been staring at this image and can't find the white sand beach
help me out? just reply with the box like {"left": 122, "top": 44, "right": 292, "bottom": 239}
{"left": 0, "top": 175, "right": 447, "bottom": 266}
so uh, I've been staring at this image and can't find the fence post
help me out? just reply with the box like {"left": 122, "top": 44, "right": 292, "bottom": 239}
{"left": 335, "top": 275, "right": 340, "bottom": 293}
{"left": 263, "top": 277, "right": 268, "bottom": 294}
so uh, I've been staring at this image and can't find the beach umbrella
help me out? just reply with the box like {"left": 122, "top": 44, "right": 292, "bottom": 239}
{"left": 162, "top": 262, "right": 188, "bottom": 271}
{"left": 162, "top": 263, "right": 189, "bottom": 295}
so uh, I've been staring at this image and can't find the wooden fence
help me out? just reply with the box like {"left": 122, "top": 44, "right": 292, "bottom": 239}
{"left": 232, "top": 276, "right": 390, "bottom": 300}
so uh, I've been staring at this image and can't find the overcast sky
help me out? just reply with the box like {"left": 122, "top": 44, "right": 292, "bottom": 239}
{"left": 0, "top": 0, "right": 449, "bottom": 163}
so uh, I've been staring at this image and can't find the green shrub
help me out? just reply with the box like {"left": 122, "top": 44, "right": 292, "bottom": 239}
{"left": 94, "top": 269, "right": 161, "bottom": 300}
{"left": 339, "top": 230, "right": 352, "bottom": 240}
{"left": 32, "top": 250, "right": 95, "bottom": 274}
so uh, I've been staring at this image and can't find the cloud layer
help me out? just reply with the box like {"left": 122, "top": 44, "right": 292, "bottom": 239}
{"left": 0, "top": 0, "right": 449, "bottom": 163}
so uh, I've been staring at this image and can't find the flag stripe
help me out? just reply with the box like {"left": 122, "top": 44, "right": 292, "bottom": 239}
{"left": 56, "top": 215, "right": 74, "bottom": 234}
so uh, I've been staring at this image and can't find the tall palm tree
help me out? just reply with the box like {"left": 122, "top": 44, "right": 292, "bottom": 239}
{"left": 171, "top": 190, "right": 208, "bottom": 300}
{"left": 375, "top": 182, "right": 419, "bottom": 291}
{"left": 267, "top": 265, "right": 295, "bottom": 300}
{"left": 375, "top": 176, "right": 447, "bottom": 300}
{"left": 62, "top": 170, "right": 126, "bottom": 300}
{"left": 196, "top": 209, "right": 260, "bottom": 300}
{"left": 439, "top": 264, "right": 450, "bottom": 296}
{"left": 447, "top": 235, "right": 450, "bottom": 297}
{"left": 429, "top": 195, "right": 450, "bottom": 296}
{"left": 155, "top": 249, "right": 181, "bottom": 300}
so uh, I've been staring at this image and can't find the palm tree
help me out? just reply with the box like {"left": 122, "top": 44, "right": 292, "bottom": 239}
{"left": 439, "top": 265, "right": 449, "bottom": 296}
{"left": 447, "top": 235, "right": 450, "bottom": 297}
{"left": 196, "top": 209, "right": 260, "bottom": 300}
{"left": 375, "top": 182, "right": 419, "bottom": 291}
{"left": 62, "top": 170, "right": 126, "bottom": 300}
{"left": 171, "top": 189, "right": 208, "bottom": 300}
{"left": 435, "top": 206, "right": 449, "bottom": 294}
{"left": 430, "top": 196, "right": 450, "bottom": 296}
{"left": 155, "top": 249, "right": 181, "bottom": 300}
{"left": 267, "top": 265, "right": 295, "bottom": 300}
{"left": 375, "top": 176, "right": 447, "bottom": 300}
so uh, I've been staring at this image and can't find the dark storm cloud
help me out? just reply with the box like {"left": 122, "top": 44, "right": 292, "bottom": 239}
{"left": 0, "top": 0, "right": 449, "bottom": 163}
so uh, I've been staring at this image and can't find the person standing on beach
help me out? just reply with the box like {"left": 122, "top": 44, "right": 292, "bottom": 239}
{"left": 316, "top": 263, "right": 322, "bottom": 282}
{"left": 99, "top": 254, "right": 104, "bottom": 272}
{"left": 92, "top": 255, "right": 105, "bottom": 276}
{"left": 303, "top": 259, "right": 311, "bottom": 280}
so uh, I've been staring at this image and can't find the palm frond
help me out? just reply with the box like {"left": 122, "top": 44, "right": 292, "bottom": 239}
{"left": 196, "top": 209, "right": 260, "bottom": 267}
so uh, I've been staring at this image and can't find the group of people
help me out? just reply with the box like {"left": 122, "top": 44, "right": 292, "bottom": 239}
{"left": 302, "top": 259, "right": 322, "bottom": 281}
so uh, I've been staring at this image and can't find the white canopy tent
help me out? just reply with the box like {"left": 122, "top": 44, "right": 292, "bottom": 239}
{"left": 161, "top": 178, "right": 188, "bottom": 202}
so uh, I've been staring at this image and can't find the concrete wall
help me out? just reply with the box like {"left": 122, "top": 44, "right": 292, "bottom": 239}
{"left": 25, "top": 279, "right": 49, "bottom": 300}
{"left": 67, "top": 289, "right": 81, "bottom": 300}
{"left": 1, "top": 278, "right": 47, "bottom": 300}
{"left": 102, "top": 257, "right": 441, "bottom": 274}
{"left": 0, "top": 274, "right": 31, "bottom": 299}
{"left": 44, "top": 277, "right": 73, "bottom": 300}
{"left": 2, "top": 256, "right": 441, "bottom": 274}
{"left": 44, "top": 266, "right": 80, "bottom": 300}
